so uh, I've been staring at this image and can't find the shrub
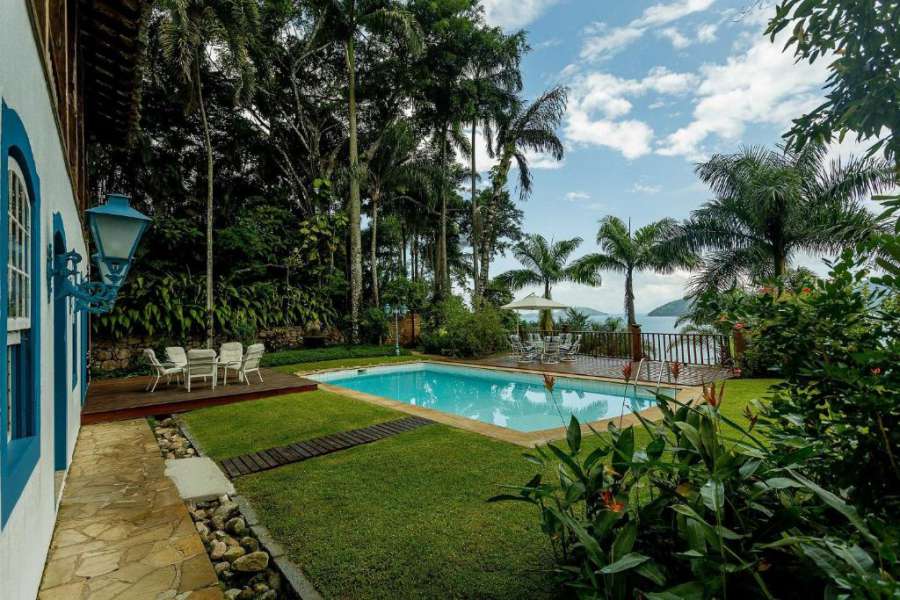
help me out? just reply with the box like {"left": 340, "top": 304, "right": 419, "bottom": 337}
{"left": 751, "top": 252, "right": 900, "bottom": 513}
{"left": 421, "top": 297, "right": 508, "bottom": 358}
{"left": 261, "top": 345, "right": 410, "bottom": 368}
{"left": 492, "top": 384, "right": 897, "bottom": 598}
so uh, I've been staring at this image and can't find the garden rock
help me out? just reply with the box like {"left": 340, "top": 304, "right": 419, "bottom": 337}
{"left": 232, "top": 551, "right": 269, "bottom": 573}
{"left": 240, "top": 536, "right": 259, "bottom": 552}
{"left": 223, "top": 546, "right": 246, "bottom": 562}
{"left": 209, "top": 541, "right": 227, "bottom": 561}
{"left": 224, "top": 589, "right": 242, "bottom": 600}
{"left": 226, "top": 516, "right": 246, "bottom": 535}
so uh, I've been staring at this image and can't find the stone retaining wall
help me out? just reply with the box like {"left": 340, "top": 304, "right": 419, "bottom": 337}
{"left": 92, "top": 326, "right": 344, "bottom": 372}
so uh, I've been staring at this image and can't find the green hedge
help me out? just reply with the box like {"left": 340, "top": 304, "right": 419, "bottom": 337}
{"left": 261, "top": 345, "right": 411, "bottom": 368}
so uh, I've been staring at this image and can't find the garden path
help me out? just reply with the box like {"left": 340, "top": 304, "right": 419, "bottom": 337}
{"left": 38, "top": 419, "right": 222, "bottom": 599}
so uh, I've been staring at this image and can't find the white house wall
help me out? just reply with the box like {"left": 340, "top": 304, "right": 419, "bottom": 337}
{"left": 0, "top": 0, "right": 89, "bottom": 598}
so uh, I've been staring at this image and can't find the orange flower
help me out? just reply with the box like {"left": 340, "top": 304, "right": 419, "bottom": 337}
{"left": 543, "top": 374, "right": 556, "bottom": 392}
{"left": 801, "top": 287, "right": 812, "bottom": 294}
{"left": 702, "top": 381, "right": 726, "bottom": 408}
{"left": 669, "top": 361, "right": 682, "bottom": 381}
{"left": 601, "top": 490, "right": 624, "bottom": 513}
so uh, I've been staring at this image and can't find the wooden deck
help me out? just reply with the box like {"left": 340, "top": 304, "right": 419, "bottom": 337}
{"left": 82, "top": 368, "right": 318, "bottom": 424}
{"left": 469, "top": 355, "right": 733, "bottom": 386}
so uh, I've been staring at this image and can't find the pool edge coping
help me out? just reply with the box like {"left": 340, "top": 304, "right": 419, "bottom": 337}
{"left": 308, "top": 360, "right": 702, "bottom": 448}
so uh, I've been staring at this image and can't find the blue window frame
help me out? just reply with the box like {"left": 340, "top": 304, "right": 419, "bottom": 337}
{"left": 80, "top": 311, "right": 88, "bottom": 404}
{"left": 71, "top": 303, "right": 77, "bottom": 389}
{"left": 1, "top": 102, "right": 42, "bottom": 528}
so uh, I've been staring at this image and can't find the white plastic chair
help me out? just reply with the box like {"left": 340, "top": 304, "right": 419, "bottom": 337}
{"left": 143, "top": 349, "right": 182, "bottom": 392}
{"left": 185, "top": 349, "right": 218, "bottom": 392}
{"left": 562, "top": 335, "right": 581, "bottom": 362}
{"left": 541, "top": 338, "right": 561, "bottom": 364}
{"left": 218, "top": 342, "right": 244, "bottom": 385}
{"left": 165, "top": 346, "right": 188, "bottom": 371}
{"left": 238, "top": 343, "right": 265, "bottom": 385}
{"left": 509, "top": 336, "right": 538, "bottom": 363}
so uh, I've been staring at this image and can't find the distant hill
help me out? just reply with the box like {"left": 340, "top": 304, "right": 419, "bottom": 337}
{"left": 648, "top": 298, "right": 691, "bottom": 317}
{"left": 571, "top": 306, "right": 608, "bottom": 317}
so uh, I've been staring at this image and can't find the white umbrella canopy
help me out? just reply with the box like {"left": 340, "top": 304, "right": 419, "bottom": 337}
{"left": 501, "top": 292, "right": 569, "bottom": 311}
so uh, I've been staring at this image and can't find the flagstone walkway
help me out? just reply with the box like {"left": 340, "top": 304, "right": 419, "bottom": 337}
{"left": 38, "top": 419, "right": 222, "bottom": 600}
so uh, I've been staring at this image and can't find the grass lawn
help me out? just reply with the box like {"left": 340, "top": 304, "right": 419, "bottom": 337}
{"left": 185, "top": 377, "right": 779, "bottom": 599}
{"left": 180, "top": 391, "right": 399, "bottom": 459}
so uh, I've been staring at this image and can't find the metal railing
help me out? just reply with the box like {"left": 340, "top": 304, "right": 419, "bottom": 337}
{"left": 511, "top": 328, "right": 733, "bottom": 367}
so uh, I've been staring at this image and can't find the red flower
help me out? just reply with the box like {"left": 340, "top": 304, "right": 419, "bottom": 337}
{"left": 622, "top": 363, "right": 633, "bottom": 381}
{"left": 733, "top": 367, "right": 742, "bottom": 377}
{"left": 801, "top": 287, "right": 812, "bottom": 294}
{"left": 734, "top": 323, "right": 744, "bottom": 330}
{"left": 871, "top": 367, "right": 882, "bottom": 376}
{"left": 702, "top": 382, "right": 725, "bottom": 408}
{"left": 601, "top": 490, "right": 625, "bottom": 513}
{"left": 543, "top": 374, "right": 556, "bottom": 392}
{"left": 669, "top": 361, "right": 682, "bottom": 381}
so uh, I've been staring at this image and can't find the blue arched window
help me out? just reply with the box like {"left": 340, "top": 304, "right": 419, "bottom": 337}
{"left": 1, "top": 102, "right": 42, "bottom": 528}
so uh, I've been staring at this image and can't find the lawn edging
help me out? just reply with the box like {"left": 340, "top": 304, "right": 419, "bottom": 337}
{"left": 176, "top": 413, "right": 325, "bottom": 600}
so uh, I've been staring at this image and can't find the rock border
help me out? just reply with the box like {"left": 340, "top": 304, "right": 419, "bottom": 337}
{"left": 172, "top": 415, "right": 324, "bottom": 600}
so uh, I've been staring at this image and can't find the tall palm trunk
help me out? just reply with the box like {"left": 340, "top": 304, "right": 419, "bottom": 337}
{"left": 624, "top": 266, "right": 636, "bottom": 326}
{"left": 540, "top": 281, "right": 553, "bottom": 331}
{"left": 196, "top": 55, "right": 215, "bottom": 348}
{"left": 470, "top": 120, "right": 479, "bottom": 306}
{"left": 346, "top": 37, "right": 362, "bottom": 343}
{"left": 370, "top": 189, "right": 380, "bottom": 306}
{"left": 437, "top": 125, "right": 449, "bottom": 297}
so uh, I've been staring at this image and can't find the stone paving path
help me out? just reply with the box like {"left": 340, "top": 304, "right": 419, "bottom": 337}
{"left": 38, "top": 419, "right": 223, "bottom": 600}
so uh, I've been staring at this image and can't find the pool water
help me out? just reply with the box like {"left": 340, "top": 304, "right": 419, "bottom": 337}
{"left": 310, "top": 363, "right": 673, "bottom": 433}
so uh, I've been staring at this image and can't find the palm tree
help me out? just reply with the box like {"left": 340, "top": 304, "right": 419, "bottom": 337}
{"left": 463, "top": 27, "right": 525, "bottom": 306}
{"left": 311, "top": 0, "right": 421, "bottom": 342}
{"left": 160, "top": 0, "right": 259, "bottom": 347}
{"left": 363, "top": 121, "right": 423, "bottom": 306}
{"left": 496, "top": 234, "right": 600, "bottom": 330}
{"left": 677, "top": 143, "right": 895, "bottom": 295}
{"left": 480, "top": 87, "right": 567, "bottom": 294}
{"left": 573, "top": 216, "right": 693, "bottom": 326}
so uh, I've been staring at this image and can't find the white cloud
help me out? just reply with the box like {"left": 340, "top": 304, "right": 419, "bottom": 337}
{"left": 581, "top": 0, "right": 715, "bottom": 61}
{"left": 632, "top": 183, "right": 663, "bottom": 194}
{"left": 481, "top": 0, "right": 560, "bottom": 30}
{"left": 659, "top": 27, "right": 691, "bottom": 49}
{"left": 566, "top": 191, "right": 591, "bottom": 201}
{"left": 459, "top": 128, "right": 565, "bottom": 175}
{"left": 565, "top": 111, "right": 655, "bottom": 159}
{"left": 696, "top": 23, "right": 718, "bottom": 43}
{"left": 656, "top": 31, "right": 830, "bottom": 160}
{"left": 564, "top": 67, "right": 697, "bottom": 159}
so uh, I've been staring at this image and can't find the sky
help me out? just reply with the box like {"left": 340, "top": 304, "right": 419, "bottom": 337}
{"left": 469, "top": 0, "right": 878, "bottom": 315}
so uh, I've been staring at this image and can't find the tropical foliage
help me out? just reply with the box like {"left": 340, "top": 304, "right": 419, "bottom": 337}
{"left": 492, "top": 382, "right": 898, "bottom": 598}
{"left": 674, "top": 143, "right": 894, "bottom": 296}
{"left": 91, "top": 0, "right": 557, "bottom": 343}
{"left": 574, "top": 216, "right": 693, "bottom": 325}
{"left": 496, "top": 234, "right": 601, "bottom": 330}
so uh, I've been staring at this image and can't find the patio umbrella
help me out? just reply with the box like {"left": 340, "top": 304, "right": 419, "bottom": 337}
{"left": 501, "top": 293, "right": 569, "bottom": 334}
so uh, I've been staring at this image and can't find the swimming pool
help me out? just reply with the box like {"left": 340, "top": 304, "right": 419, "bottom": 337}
{"left": 310, "top": 362, "right": 674, "bottom": 433}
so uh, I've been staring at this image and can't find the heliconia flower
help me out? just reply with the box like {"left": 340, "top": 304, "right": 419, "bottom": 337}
{"left": 669, "top": 361, "right": 682, "bottom": 381}
{"left": 702, "top": 381, "right": 725, "bottom": 408}
{"left": 622, "top": 363, "right": 633, "bottom": 381}
{"left": 543, "top": 374, "right": 556, "bottom": 392}
{"left": 601, "top": 490, "right": 624, "bottom": 513}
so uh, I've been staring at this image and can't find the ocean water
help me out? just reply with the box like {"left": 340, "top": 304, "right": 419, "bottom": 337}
{"left": 604, "top": 314, "right": 683, "bottom": 334}
{"left": 311, "top": 363, "right": 673, "bottom": 433}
